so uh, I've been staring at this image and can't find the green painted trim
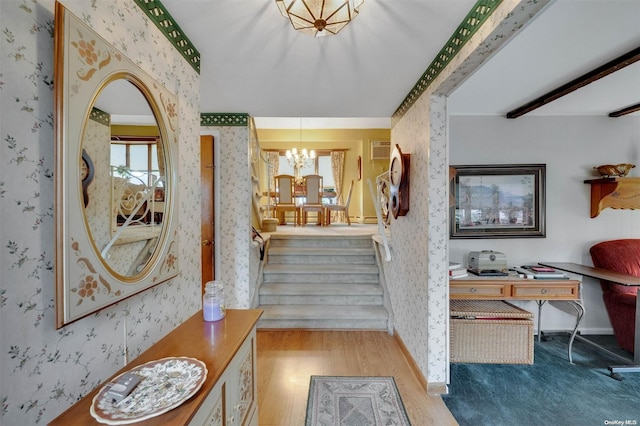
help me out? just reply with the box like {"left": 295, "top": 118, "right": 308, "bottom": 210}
{"left": 90, "top": 107, "right": 110, "bottom": 126}
{"left": 393, "top": 0, "right": 502, "bottom": 120}
{"left": 201, "top": 113, "right": 250, "bottom": 127}
{"left": 134, "top": 0, "right": 201, "bottom": 74}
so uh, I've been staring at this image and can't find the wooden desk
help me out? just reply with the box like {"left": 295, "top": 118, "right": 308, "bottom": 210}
{"left": 539, "top": 262, "right": 640, "bottom": 377}
{"left": 450, "top": 275, "right": 582, "bottom": 359}
{"left": 450, "top": 275, "right": 580, "bottom": 301}
{"left": 50, "top": 309, "right": 263, "bottom": 425}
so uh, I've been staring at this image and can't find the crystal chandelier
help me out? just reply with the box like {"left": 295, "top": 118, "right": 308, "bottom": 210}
{"left": 276, "top": 0, "right": 364, "bottom": 38}
{"left": 285, "top": 147, "right": 316, "bottom": 171}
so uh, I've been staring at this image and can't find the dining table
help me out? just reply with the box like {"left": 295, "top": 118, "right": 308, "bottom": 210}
{"left": 263, "top": 190, "right": 337, "bottom": 201}
{"left": 263, "top": 190, "right": 336, "bottom": 225}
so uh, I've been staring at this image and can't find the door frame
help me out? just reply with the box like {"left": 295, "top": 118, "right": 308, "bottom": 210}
{"left": 201, "top": 130, "right": 221, "bottom": 289}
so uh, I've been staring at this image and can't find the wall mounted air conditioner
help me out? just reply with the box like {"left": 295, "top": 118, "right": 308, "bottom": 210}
{"left": 370, "top": 141, "right": 391, "bottom": 160}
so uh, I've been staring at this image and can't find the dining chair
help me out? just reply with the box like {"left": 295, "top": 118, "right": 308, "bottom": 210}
{"left": 301, "top": 174, "right": 324, "bottom": 226}
{"left": 325, "top": 179, "right": 354, "bottom": 226}
{"left": 274, "top": 174, "right": 299, "bottom": 225}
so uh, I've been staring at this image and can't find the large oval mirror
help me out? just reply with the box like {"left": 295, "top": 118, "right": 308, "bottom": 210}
{"left": 55, "top": 3, "right": 180, "bottom": 328}
{"left": 82, "top": 78, "right": 168, "bottom": 278}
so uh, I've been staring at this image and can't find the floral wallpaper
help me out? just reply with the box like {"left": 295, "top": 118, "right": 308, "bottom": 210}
{"left": 0, "top": 0, "right": 201, "bottom": 423}
{"left": 385, "top": 0, "right": 549, "bottom": 388}
{"left": 201, "top": 125, "right": 255, "bottom": 309}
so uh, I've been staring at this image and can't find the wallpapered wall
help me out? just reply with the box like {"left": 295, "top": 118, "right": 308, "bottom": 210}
{"left": 0, "top": 0, "right": 201, "bottom": 423}
{"left": 385, "top": 0, "right": 548, "bottom": 387}
{"left": 201, "top": 125, "right": 256, "bottom": 308}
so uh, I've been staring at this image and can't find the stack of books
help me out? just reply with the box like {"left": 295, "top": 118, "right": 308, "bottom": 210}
{"left": 513, "top": 265, "right": 568, "bottom": 279}
{"left": 449, "top": 261, "right": 468, "bottom": 279}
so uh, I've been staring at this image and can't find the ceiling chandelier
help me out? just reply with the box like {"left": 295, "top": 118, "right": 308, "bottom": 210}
{"left": 276, "top": 0, "right": 364, "bottom": 37}
{"left": 285, "top": 147, "right": 316, "bottom": 171}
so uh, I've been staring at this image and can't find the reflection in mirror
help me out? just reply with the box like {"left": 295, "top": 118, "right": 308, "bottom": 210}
{"left": 82, "top": 79, "right": 166, "bottom": 277}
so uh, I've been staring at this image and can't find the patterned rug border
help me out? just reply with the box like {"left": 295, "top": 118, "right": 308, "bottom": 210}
{"left": 305, "top": 375, "right": 411, "bottom": 426}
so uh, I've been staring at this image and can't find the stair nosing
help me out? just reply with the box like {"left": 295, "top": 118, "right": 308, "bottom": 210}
{"left": 259, "top": 304, "right": 388, "bottom": 320}
{"left": 260, "top": 283, "right": 383, "bottom": 295}
{"left": 264, "top": 264, "right": 378, "bottom": 272}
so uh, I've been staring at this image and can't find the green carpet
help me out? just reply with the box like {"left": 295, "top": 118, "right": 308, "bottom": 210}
{"left": 443, "top": 334, "right": 640, "bottom": 426}
{"left": 305, "top": 376, "right": 411, "bottom": 426}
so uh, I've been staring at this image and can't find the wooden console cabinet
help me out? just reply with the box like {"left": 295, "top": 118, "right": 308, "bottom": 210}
{"left": 50, "top": 309, "right": 262, "bottom": 425}
{"left": 189, "top": 324, "right": 257, "bottom": 425}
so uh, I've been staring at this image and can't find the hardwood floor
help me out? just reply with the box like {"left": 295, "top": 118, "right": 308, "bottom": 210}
{"left": 256, "top": 329, "right": 458, "bottom": 425}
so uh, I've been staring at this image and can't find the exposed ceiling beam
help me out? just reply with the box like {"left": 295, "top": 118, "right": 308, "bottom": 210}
{"left": 506, "top": 46, "right": 640, "bottom": 119}
{"left": 608, "top": 102, "right": 640, "bottom": 118}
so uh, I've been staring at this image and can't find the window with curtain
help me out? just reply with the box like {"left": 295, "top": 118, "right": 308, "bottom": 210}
{"left": 110, "top": 138, "right": 161, "bottom": 187}
{"left": 277, "top": 153, "right": 335, "bottom": 188}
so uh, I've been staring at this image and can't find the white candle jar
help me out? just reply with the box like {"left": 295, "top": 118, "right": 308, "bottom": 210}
{"left": 203, "top": 281, "right": 226, "bottom": 321}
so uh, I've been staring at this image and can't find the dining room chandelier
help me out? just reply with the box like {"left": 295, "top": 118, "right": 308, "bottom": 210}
{"left": 286, "top": 148, "right": 316, "bottom": 170}
{"left": 276, "top": 0, "right": 364, "bottom": 37}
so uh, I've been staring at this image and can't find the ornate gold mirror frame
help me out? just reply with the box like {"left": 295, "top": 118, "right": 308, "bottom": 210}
{"left": 54, "top": 2, "right": 180, "bottom": 328}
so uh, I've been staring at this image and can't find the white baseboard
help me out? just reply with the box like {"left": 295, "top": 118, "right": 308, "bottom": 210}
{"left": 427, "top": 382, "right": 449, "bottom": 395}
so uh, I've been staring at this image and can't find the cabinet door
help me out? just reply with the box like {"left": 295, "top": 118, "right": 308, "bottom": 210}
{"left": 190, "top": 379, "right": 226, "bottom": 426}
{"left": 191, "top": 328, "right": 258, "bottom": 426}
{"left": 228, "top": 330, "right": 257, "bottom": 426}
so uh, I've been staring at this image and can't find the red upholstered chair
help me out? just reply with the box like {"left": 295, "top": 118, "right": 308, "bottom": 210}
{"left": 589, "top": 239, "right": 640, "bottom": 354}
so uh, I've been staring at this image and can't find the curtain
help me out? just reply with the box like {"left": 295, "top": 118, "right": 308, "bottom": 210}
{"left": 156, "top": 137, "right": 165, "bottom": 182}
{"left": 265, "top": 151, "right": 279, "bottom": 212}
{"left": 330, "top": 151, "right": 345, "bottom": 223}
{"left": 155, "top": 137, "right": 166, "bottom": 203}
{"left": 267, "top": 151, "right": 279, "bottom": 191}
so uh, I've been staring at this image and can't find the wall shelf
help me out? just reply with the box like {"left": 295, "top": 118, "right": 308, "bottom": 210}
{"left": 584, "top": 177, "right": 640, "bottom": 218}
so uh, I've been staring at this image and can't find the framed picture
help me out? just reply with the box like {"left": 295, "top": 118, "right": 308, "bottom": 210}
{"left": 450, "top": 164, "right": 546, "bottom": 239}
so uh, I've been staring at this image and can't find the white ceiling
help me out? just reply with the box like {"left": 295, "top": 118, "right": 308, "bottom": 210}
{"left": 449, "top": 0, "right": 640, "bottom": 117}
{"left": 160, "top": 0, "right": 640, "bottom": 128}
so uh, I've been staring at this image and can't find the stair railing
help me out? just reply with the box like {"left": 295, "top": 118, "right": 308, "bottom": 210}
{"left": 367, "top": 172, "right": 391, "bottom": 261}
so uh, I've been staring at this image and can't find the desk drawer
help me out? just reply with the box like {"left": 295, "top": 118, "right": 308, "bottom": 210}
{"left": 511, "top": 283, "right": 578, "bottom": 299}
{"left": 450, "top": 284, "right": 507, "bottom": 298}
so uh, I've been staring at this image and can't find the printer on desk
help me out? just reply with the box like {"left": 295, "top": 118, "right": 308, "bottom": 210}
{"left": 468, "top": 250, "right": 508, "bottom": 276}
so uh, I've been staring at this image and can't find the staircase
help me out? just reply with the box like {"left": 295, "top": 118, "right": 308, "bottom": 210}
{"left": 257, "top": 234, "right": 389, "bottom": 330}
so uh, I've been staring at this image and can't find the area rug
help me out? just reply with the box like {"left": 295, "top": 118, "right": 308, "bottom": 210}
{"left": 305, "top": 376, "right": 411, "bottom": 426}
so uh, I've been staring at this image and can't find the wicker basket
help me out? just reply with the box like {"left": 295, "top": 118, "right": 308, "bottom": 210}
{"left": 450, "top": 300, "right": 534, "bottom": 364}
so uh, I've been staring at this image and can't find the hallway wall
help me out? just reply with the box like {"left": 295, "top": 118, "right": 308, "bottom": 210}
{"left": 385, "top": 0, "right": 550, "bottom": 388}
{"left": 201, "top": 125, "right": 255, "bottom": 308}
{"left": 0, "top": 1, "right": 201, "bottom": 423}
